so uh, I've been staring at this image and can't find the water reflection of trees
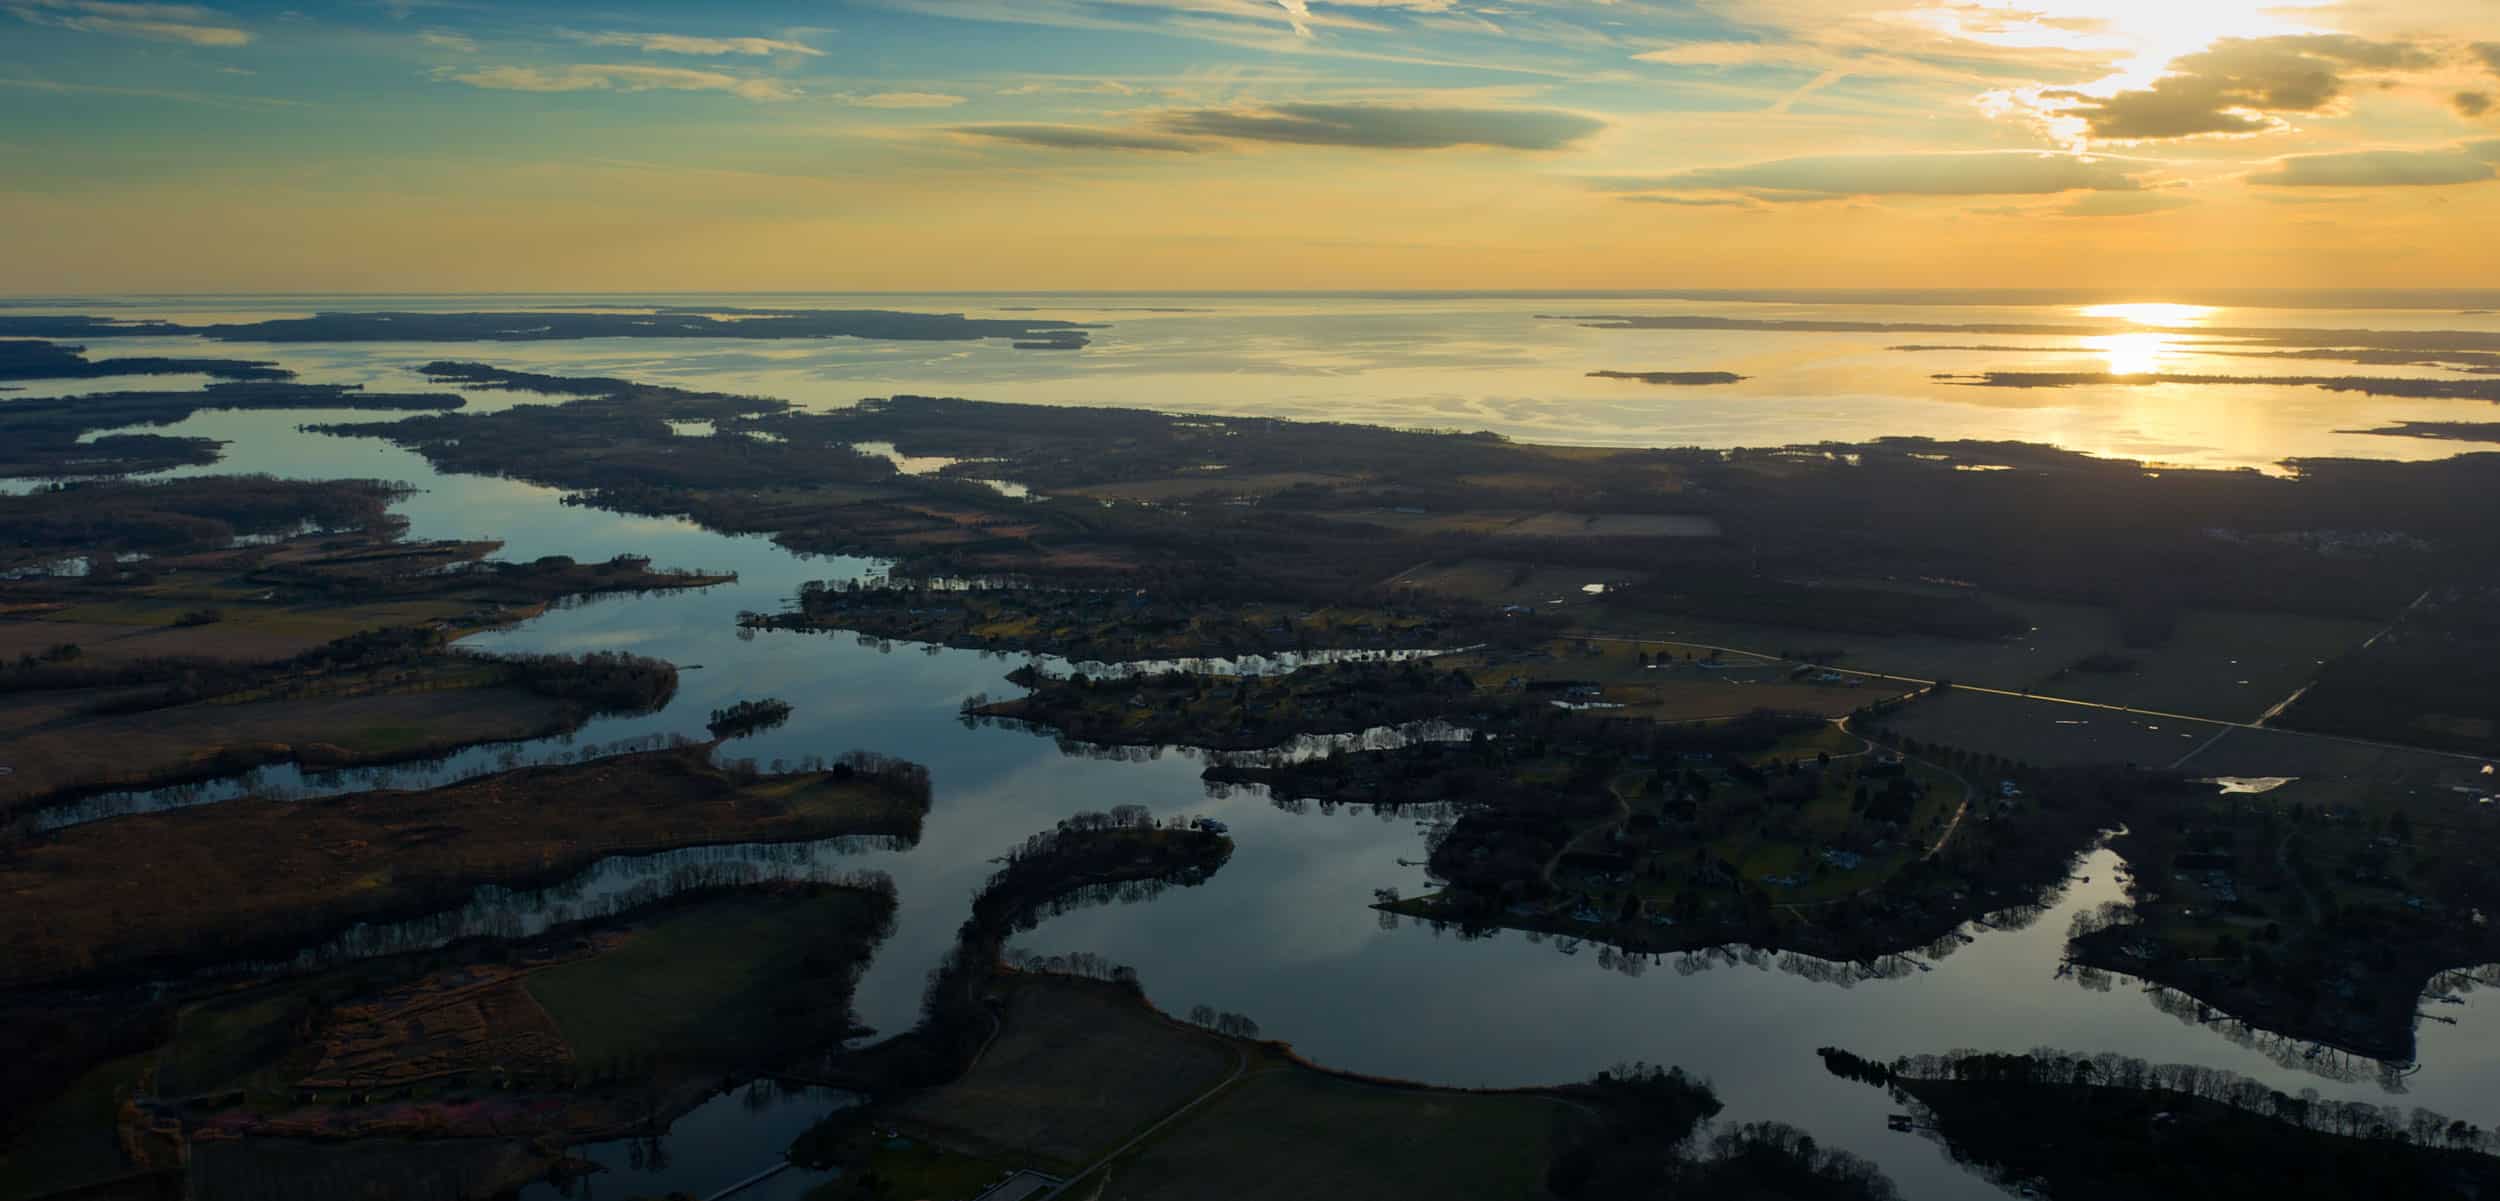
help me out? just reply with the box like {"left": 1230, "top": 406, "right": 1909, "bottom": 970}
{"left": 37, "top": 730, "right": 698, "bottom": 832}
{"left": 959, "top": 713, "right": 1474, "bottom": 768}
{"left": 1872, "top": 1048, "right": 2498, "bottom": 1155}
{"left": 2060, "top": 891, "right": 2500, "bottom": 1089}
{"left": 1399, "top": 870, "right": 2086, "bottom": 987}
{"left": 241, "top": 839, "right": 903, "bottom": 977}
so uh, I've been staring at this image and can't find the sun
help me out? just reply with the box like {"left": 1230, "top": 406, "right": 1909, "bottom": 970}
{"left": 1940, "top": 0, "right": 2333, "bottom": 79}
{"left": 1944, "top": 0, "right": 2338, "bottom": 146}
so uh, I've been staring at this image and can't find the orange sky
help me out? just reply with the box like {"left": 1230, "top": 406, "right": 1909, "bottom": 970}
{"left": 3, "top": 0, "right": 2497, "bottom": 292}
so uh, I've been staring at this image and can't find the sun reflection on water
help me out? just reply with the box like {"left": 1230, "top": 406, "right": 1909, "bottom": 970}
{"left": 2083, "top": 331, "right": 2178, "bottom": 375}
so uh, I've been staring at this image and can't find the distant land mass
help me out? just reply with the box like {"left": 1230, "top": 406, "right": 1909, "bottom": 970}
{"left": 0, "top": 308, "right": 1099, "bottom": 349}
{"left": 2342, "top": 421, "right": 2500, "bottom": 444}
{"left": 1934, "top": 371, "right": 2500, "bottom": 402}
{"left": 1588, "top": 370, "right": 1748, "bottom": 386}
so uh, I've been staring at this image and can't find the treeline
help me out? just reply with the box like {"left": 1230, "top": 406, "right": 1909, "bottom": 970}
{"left": 1843, "top": 1047, "right": 2500, "bottom": 1154}
{"left": 0, "top": 476, "right": 406, "bottom": 564}
{"left": 501, "top": 651, "right": 680, "bottom": 714}
{"left": 707, "top": 697, "right": 794, "bottom": 740}
{"left": 1676, "top": 1123, "right": 1899, "bottom": 1201}
{"left": 0, "top": 384, "right": 458, "bottom": 477}
{"left": 819, "top": 749, "right": 932, "bottom": 807}
{"left": 1552, "top": 1065, "right": 1896, "bottom": 1200}
{"left": 1211, "top": 708, "right": 1827, "bottom": 904}
{"left": 419, "top": 360, "right": 792, "bottom": 418}
{"left": 1, "top": 635, "right": 681, "bottom": 726}
{"left": 0, "top": 338, "right": 290, "bottom": 382}
{"left": 1824, "top": 1046, "right": 2500, "bottom": 1200}
{"left": 834, "top": 818, "right": 1229, "bottom": 1092}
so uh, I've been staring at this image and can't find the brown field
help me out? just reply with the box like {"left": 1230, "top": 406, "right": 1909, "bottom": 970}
{"left": 0, "top": 687, "right": 131, "bottom": 736}
{"left": 1499, "top": 512, "right": 1719, "bottom": 539}
{"left": 298, "top": 963, "right": 578, "bottom": 1090}
{"left": 0, "top": 530, "right": 729, "bottom": 672}
{"left": 1881, "top": 688, "right": 2490, "bottom": 821}
{"left": 1385, "top": 559, "right": 1643, "bottom": 607}
{"left": 1100, "top": 1064, "right": 1574, "bottom": 1201}
{"left": 1877, "top": 688, "right": 2229, "bottom": 768}
{"left": 1329, "top": 509, "right": 1525, "bottom": 536}
{"left": 6, "top": 603, "right": 474, "bottom": 665}
{"left": 0, "top": 746, "right": 924, "bottom": 988}
{"left": 875, "top": 974, "right": 1581, "bottom": 1201}
{"left": 890, "top": 974, "right": 1235, "bottom": 1169}
{"left": 1064, "top": 471, "right": 1356, "bottom": 502}
{"left": 0, "top": 684, "right": 575, "bottom": 810}
{"left": 1611, "top": 680, "right": 1876, "bottom": 722}
{"left": 2182, "top": 724, "right": 2492, "bottom": 811}
{"left": 1590, "top": 596, "right": 2378, "bottom": 725}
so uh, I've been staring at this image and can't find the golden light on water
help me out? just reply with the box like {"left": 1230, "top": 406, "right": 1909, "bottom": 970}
{"left": 2080, "top": 302, "right": 2216, "bottom": 327}
{"left": 2084, "top": 331, "right": 2177, "bottom": 375}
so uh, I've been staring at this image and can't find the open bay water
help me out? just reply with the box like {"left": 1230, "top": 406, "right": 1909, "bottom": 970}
{"left": 20, "top": 290, "right": 2500, "bottom": 470}
{"left": 17, "top": 292, "right": 2500, "bottom": 1197}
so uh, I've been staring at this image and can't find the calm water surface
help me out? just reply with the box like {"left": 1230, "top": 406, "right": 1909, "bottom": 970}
{"left": 19, "top": 291, "right": 2500, "bottom": 470}
{"left": 20, "top": 295, "right": 2500, "bottom": 1197}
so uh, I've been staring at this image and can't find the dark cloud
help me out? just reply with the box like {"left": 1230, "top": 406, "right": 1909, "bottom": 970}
{"left": 1595, "top": 151, "right": 2150, "bottom": 198}
{"left": 1152, "top": 103, "right": 1603, "bottom": 151}
{"left": 2247, "top": 143, "right": 2500, "bottom": 188}
{"left": 950, "top": 123, "right": 1208, "bottom": 153}
{"left": 2460, "top": 92, "right": 2494, "bottom": 118}
{"left": 2044, "top": 35, "right": 2434, "bottom": 140}
{"left": 2476, "top": 43, "right": 2500, "bottom": 75}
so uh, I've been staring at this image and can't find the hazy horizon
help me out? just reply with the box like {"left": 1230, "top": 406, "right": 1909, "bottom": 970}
{"left": 13, "top": 287, "right": 2500, "bottom": 309}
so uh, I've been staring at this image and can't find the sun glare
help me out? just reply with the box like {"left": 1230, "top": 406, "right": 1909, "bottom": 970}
{"left": 2080, "top": 302, "right": 2215, "bottom": 328}
{"left": 1948, "top": 0, "right": 2330, "bottom": 78}
{"left": 2083, "top": 332, "right": 2177, "bottom": 375}
{"left": 1952, "top": 0, "right": 2338, "bottom": 150}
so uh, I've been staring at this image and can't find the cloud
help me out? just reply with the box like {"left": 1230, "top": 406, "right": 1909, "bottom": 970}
{"left": 2246, "top": 142, "right": 2500, "bottom": 188}
{"left": 5, "top": 0, "right": 251, "bottom": 46}
{"left": 569, "top": 31, "right": 822, "bottom": 58}
{"left": 1153, "top": 102, "right": 1601, "bottom": 150}
{"left": 2460, "top": 92, "right": 2493, "bottom": 118}
{"left": 1622, "top": 195, "right": 1757, "bottom": 208}
{"left": 444, "top": 64, "right": 797, "bottom": 102}
{"left": 839, "top": 91, "right": 966, "bottom": 109}
{"left": 1000, "top": 78, "right": 1141, "bottom": 97}
{"left": 1595, "top": 151, "right": 2152, "bottom": 199}
{"left": 2476, "top": 43, "right": 2500, "bottom": 75}
{"left": 1265, "top": 0, "right": 1461, "bottom": 39}
{"left": 950, "top": 123, "right": 1210, "bottom": 153}
{"left": 416, "top": 29, "right": 474, "bottom": 53}
{"left": 2038, "top": 35, "right": 2437, "bottom": 141}
{"left": 2060, "top": 191, "right": 2194, "bottom": 218}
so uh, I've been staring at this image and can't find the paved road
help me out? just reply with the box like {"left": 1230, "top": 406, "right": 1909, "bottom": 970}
{"left": 1042, "top": 1037, "right": 1248, "bottom": 1200}
{"left": 1577, "top": 632, "right": 2494, "bottom": 766}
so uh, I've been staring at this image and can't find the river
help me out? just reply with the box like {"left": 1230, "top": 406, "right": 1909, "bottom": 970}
{"left": 19, "top": 297, "right": 2500, "bottom": 1199}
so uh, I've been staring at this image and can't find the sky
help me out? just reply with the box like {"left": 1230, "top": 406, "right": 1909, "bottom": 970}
{"left": 4, "top": 0, "right": 2499, "bottom": 293}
